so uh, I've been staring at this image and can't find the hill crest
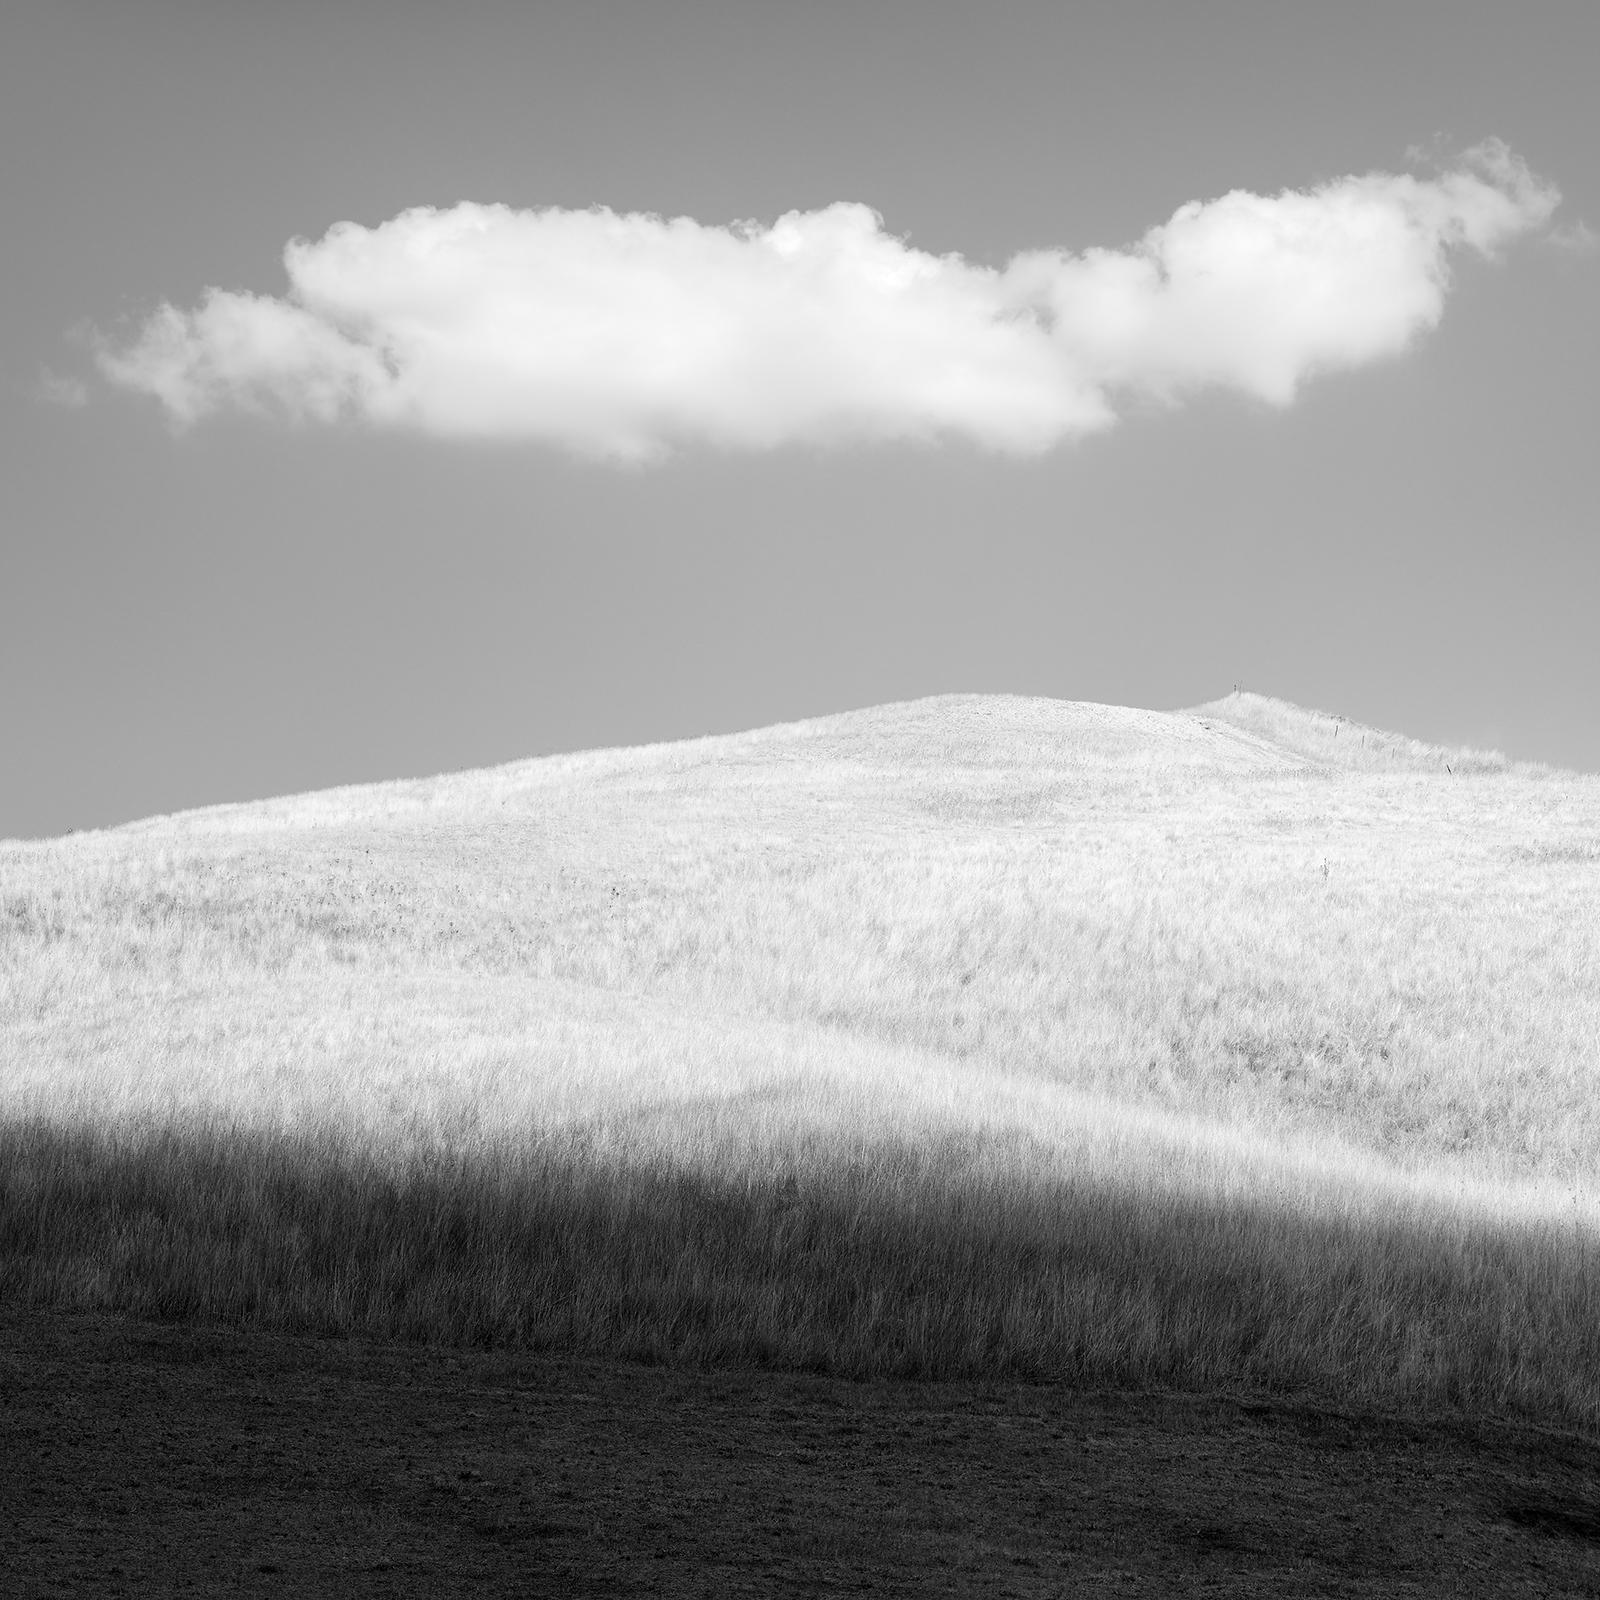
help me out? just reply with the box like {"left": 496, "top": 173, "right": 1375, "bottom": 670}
{"left": 24, "top": 690, "right": 1547, "bottom": 844}
{"left": 1187, "top": 690, "right": 1532, "bottom": 775}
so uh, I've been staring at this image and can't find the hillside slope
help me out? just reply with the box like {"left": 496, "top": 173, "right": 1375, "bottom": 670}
{"left": 4, "top": 691, "right": 1600, "bottom": 1426}
{"left": 4, "top": 690, "right": 1595, "bottom": 1178}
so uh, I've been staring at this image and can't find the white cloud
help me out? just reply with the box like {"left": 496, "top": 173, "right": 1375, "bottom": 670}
{"left": 95, "top": 140, "right": 1558, "bottom": 461}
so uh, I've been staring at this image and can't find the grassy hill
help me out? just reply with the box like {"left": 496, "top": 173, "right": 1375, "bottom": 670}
{"left": 4, "top": 693, "right": 1599, "bottom": 1428}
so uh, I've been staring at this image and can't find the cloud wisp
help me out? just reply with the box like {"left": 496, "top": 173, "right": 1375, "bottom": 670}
{"left": 96, "top": 141, "right": 1557, "bottom": 462}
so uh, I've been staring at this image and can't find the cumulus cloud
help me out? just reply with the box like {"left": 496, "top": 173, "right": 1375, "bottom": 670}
{"left": 95, "top": 140, "right": 1558, "bottom": 461}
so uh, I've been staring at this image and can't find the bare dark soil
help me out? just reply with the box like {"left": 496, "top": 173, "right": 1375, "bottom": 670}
{"left": 4, "top": 1307, "right": 1600, "bottom": 1598}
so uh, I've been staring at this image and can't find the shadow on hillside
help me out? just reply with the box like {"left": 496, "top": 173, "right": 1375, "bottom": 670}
{"left": 3, "top": 1114, "right": 1597, "bottom": 1436}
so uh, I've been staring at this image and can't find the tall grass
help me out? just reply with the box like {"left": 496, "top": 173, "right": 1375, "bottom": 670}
{"left": 7, "top": 1111, "right": 1600, "bottom": 1425}
{"left": 3, "top": 693, "right": 1599, "bottom": 1426}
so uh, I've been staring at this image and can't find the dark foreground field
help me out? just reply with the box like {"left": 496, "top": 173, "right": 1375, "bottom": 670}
{"left": 5, "top": 1307, "right": 1600, "bottom": 1598}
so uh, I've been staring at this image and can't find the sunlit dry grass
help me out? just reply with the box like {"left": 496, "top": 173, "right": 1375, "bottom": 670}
{"left": 3, "top": 692, "right": 1599, "bottom": 1426}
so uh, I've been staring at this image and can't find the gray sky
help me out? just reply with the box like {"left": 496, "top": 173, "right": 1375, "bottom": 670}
{"left": 4, "top": 0, "right": 1597, "bottom": 838}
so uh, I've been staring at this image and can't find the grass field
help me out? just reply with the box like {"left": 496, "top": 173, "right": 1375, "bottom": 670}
{"left": 4, "top": 691, "right": 1599, "bottom": 1429}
